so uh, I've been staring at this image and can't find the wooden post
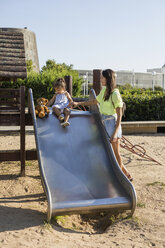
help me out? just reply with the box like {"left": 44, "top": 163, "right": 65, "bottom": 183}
{"left": 20, "top": 86, "right": 25, "bottom": 176}
{"left": 93, "top": 69, "right": 102, "bottom": 95}
{"left": 64, "top": 75, "right": 72, "bottom": 96}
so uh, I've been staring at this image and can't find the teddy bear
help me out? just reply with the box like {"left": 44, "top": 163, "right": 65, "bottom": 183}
{"left": 35, "top": 97, "right": 50, "bottom": 118}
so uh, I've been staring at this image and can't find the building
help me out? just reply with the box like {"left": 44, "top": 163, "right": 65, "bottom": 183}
{"left": 147, "top": 64, "right": 165, "bottom": 74}
{"left": 0, "top": 27, "right": 40, "bottom": 73}
{"left": 77, "top": 66, "right": 165, "bottom": 90}
{"left": 116, "top": 70, "right": 163, "bottom": 89}
{"left": 0, "top": 29, "right": 27, "bottom": 81}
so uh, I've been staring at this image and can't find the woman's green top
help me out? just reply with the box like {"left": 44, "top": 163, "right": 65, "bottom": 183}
{"left": 96, "top": 87, "right": 123, "bottom": 115}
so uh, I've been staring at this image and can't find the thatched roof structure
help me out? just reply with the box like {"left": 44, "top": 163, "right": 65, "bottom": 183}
{"left": 0, "top": 30, "right": 27, "bottom": 81}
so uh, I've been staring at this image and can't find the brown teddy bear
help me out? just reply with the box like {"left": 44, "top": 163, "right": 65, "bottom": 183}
{"left": 35, "top": 97, "right": 50, "bottom": 118}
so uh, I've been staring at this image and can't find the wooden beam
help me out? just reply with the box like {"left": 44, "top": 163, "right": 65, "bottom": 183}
{"left": 0, "top": 101, "right": 20, "bottom": 105}
{"left": 0, "top": 88, "right": 20, "bottom": 92}
{"left": 0, "top": 47, "right": 25, "bottom": 53}
{"left": 0, "top": 60, "right": 26, "bottom": 66}
{"left": 0, "top": 39, "right": 24, "bottom": 44}
{"left": 0, "top": 113, "right": 33, "bottom": 126}
{"left": 0, "top": 71, "right": 27, "bottom": 78}
{"left": 0, "top": 35, "right": 23, "bottom": 40}
{"left": 26, "top": 150, "right": 37, "bottom": 160}
{"left": 0, "top": 150, "right": 21, "bottom": 161}
{"left": 0, "top": 43, "right": 24, "bottom": 49}
{"left": 0, "top": 31, "right": 23, "bottom": 37}
{"left": 0, "top": 57, "right": 25, "bottom": 62}
{"left": 0, "top": 65, "right": 27, "bottom": 72}
{"left": 0, "top": 150, "right": 37, "bottom": 161}
{"left": 0, "top": 52, "right": 25, "bottom": 58}
{"left": 0, "top": 94, "right": 20, "bottom": 99}
{"left": 0, "top": 106, "right": 19, "bottom": 111}
{"left": 20, "top": 86, "right": 25, "bottom": 176}
{"left": 25, "top": 113, "right": 33, "bottom": 125}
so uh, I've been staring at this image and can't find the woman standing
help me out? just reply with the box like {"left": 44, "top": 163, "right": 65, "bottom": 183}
{"left": 73, "top": 69, "right": 133, "bottom": 181}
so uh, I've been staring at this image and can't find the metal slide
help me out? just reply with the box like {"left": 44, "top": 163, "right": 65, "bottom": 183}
{"left": 29, "top": 89, "right": 136, "bottom": 221}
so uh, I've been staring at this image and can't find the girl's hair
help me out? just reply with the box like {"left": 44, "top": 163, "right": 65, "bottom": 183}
{"left": 102, "top": 69, "right": 117, "bottom": 101}
{"left": 53, "top": 78, "right": 66, "bottom": 89}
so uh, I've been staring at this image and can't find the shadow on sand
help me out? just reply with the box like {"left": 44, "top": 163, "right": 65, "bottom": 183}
{"left": 0, "top": 204, "right": 45, "bottom": 232}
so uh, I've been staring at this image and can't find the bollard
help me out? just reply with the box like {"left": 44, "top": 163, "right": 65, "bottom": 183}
{"left": 93, "top": 69, "right": 102, "bottom": 95}
{"left": 64, "top": 75, "right": 72, "bottom": 96}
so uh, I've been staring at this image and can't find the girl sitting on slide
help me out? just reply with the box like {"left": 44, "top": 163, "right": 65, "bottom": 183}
{"left": 47, "top": 78, "right": 73, "bottom": 127}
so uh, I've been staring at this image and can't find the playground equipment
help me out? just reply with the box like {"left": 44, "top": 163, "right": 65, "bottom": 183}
{"left": 0, "top": 29, "right": 29, "bottom": 176}
{"left": 0, "top": 86, "right": 26, "bottom": 176}
{"left": 0, "top": 72, "right": 160, "bottom": 176}
{"left": 28, "top": 87, "right": 136, "bottom": 221}
{"left": 0, "top": 76, "right": 72, "bottom": 176}
{"left": 0, "top": 86, "right": 37, "bottom": 176}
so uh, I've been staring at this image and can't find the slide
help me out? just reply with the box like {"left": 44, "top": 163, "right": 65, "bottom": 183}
{"left": 29, "top": 89, "right": 136, "bottom": 221}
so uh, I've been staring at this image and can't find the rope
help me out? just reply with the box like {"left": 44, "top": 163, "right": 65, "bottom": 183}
{"left": 120, "top": 136, "right": 161, "bottom": 165}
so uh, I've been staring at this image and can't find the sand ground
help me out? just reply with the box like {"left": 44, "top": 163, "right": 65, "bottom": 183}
{"left": 0, "top": 133, "right": 165, "bottom": 248}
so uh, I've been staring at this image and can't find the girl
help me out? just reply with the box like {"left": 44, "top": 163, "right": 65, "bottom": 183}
{"left": 47, "top": 78, "right": 73, "bottom": 127}
{"left": 73, "top": 69, "right": 133, "bottom": 181}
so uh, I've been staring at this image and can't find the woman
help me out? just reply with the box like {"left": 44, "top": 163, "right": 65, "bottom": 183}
{"left": 73, "top": 69, "right": 133, "bottom": 181}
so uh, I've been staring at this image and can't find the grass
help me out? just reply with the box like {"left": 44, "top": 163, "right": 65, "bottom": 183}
{"left": 53, "top": 215, "right": 68, "bottom": 225}
{"left": 122, "top": 215, "right": 141, "bottom": 227}
{"left": 25, "top": 161, "right": 36, "bottom": 167}
{"left": 109, "top": 214, "right": 116, "bottom": 224}
{"left": 51, "top": 212, "right": 142, "bottom": 233}
{"left": 43, "top": 221, "right": 52, "bottom": 230}
{"left": 53, "top": 215, "right": 83, "bottom": 231}
{"left": 137, "top": 202, "right": 146, "bottom": 208}
{"left": 113, "top": 212, "right": 141, "bottom": 227}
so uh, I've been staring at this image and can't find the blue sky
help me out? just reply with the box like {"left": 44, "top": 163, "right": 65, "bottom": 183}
{"left": 1, "top": 0, "right": 165, "bottom": 72}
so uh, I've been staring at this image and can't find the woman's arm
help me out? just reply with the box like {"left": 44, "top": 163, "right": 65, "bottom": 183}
{"left": 47, "top": 94, "right": 56, "bottom": 107}
{"left": 73, "top": 99, "right": 98, "bottom": 107}
{"left": 110, "top": 107, "right": 122, "bottom": 142}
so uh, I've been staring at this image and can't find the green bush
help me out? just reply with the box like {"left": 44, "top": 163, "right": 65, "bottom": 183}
{"left": 1, "top": 64, "right": 165, "bottom": 121}
{"left": 121, "top": 89, "right": 165, "bottom": 121}
{"left": 0, "top": 60, "right": 83, "bottom": 104}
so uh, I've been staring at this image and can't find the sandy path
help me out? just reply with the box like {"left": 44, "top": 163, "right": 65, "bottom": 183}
{"left": 0, "top": 133, "right": 165, "bottom": 248}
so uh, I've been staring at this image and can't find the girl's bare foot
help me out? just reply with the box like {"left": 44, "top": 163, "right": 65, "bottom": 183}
{"left": 61, "top": 121, "right": 70, "bottom": 127}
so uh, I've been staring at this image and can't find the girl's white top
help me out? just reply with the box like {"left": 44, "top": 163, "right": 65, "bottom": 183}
{"left": 52, "top": 92, "right": 69, "bottom": 109}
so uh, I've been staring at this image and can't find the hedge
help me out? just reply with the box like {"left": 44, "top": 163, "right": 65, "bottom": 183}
{"left": 1, "top": 63, "right": 165, "bottom": 121}
{"left": 121, "top": 89, "right": 165, "bottom": 121}
{"left": 88, "top": 85, "right": 165, "bottom": 121}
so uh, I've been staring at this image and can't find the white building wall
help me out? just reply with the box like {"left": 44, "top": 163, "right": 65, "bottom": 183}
{"left": 77, "top": 69, "right": 164, "bottom": 89}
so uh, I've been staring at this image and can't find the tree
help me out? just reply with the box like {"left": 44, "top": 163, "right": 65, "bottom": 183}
{"left": 41, "top": 59, "right": 82, "bottom": 96}
{"left": 26, "top": 60, "right": 34, "bottom": 73}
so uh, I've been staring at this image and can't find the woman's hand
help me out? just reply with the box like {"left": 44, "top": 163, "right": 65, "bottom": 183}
{"left": 72, "top": 102, "right": 79, "bottom": 108}
{"left": 68, "top": 101, "right": 74, "bottom": 108}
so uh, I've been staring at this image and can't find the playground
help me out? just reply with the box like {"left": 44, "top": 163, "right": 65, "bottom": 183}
{"left": 0, "top": 27, "right": 165, "bottom": 248}
{"left": 0, "top": 133, "right": 164, "bottom": 248}
{"left": 0, "top": 83, "right": 164, "bottom": 248}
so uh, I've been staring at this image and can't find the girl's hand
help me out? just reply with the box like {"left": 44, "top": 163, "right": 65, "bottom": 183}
{"left": 110, "top": 133, "right": 118, "bottom": 143}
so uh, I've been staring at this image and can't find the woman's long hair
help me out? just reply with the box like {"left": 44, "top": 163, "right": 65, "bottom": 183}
{"left": 102, "top": 69, "right": 117, "bottom": 101}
